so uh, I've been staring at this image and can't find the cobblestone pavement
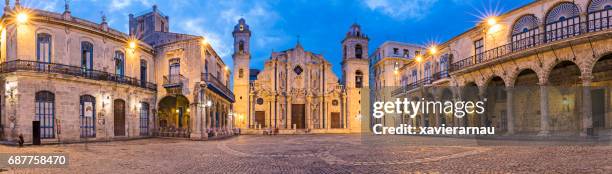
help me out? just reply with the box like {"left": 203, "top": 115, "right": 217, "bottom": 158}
{"left": 1, "top": 135, "right": 612, "bottom": 173}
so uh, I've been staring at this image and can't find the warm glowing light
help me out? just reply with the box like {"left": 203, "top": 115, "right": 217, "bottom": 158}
{"left": 488, "top": 24, "right": 502, "bottom": 34}
{"left": 428, "top": 45, "right": 438, "bottom": 55}
{"left": 393, "top": 70, "right": 399, "bottom": 75}
{"left": 486, "top": 17, "right": 497, "bottom": 26}
{"left": 225, "top": 66, "right": 230, "bottom": 71}
{"left": 128, "top": 41, "right": 137, "bottom": 49}
{"left": 415, "top": 55, "right": 423, "bottom": 63}
{"left": 206, "top": 100, "right": 212, "bottom": 107}
{"left": 201, "top": 38, "right": 208, "bottom": 45}
{"left": 176, "top": 109, "right": 180, "bottom": 113}
{"left": 186, "top": 108, "right": 190, "bottom": 112}
{"left": 16, "top": 12, "right": 29, "bottom": 24}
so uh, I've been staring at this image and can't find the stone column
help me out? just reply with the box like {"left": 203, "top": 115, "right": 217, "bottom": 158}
{"left": 190, "top": 103, "right": 202, "bottom": 140}
{"left": 581, "top": 76, "right": 593, "bottom": 136}
{"left": 478, "top": 86, "right": 487, "bottom": 127}
{"left": 506, "top": 86, "right": 515, "bottom": 135}
{"left": 538, "top": 82, "right": 550, "bottom": 136}
{"left": 286, "top": 97, "right": 292, "bottom": 129}
{"left": 343, "top": 95, "right": 348, "bottom": 129}
{"left": 307, "top": 96, "right": 312, "bottom": 129}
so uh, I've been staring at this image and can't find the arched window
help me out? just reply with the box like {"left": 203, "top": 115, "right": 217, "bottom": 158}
{"left": 355, "top": 44, "right": 363, "bottom": 59}
{"left": 239, "top": 40, "right": 245, "bottom": 52}
{"left": 424, "top": 62, "right": 431, "bottom": 81}
{"left": 140, "top": 102, "right": 149, "bottom": 136}
{"left": 114, "top": 51, "right": 125, "bottom": 76}
{"left": 239, "top": 68, "right": 244, "bottom": 78}
{"left": 545, "top": 2, "right": 580, "bottom": 42}
{"left": 81, "top": 41, "right": 94, "bottom": 71}
{"left": 35, "top": 91, "right": 55, "bottom": 139}
{"left": 587, "top": 0, "right": 612, "bottom": 31}
{"left": 355, "top": 70, "right": 363, "bottom": 88}
{"left": 79, "top": 95, "right": 96, "bottom": 138}
{"left": 36, "top": 33, "right": 52, "bottom": 63}
{"left": 511, "top": 15, "right": 540, "bottom": 50}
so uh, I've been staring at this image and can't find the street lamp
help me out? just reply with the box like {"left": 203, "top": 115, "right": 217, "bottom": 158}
{"left": 16, "top": 12, "right": 28, "bottom": 24}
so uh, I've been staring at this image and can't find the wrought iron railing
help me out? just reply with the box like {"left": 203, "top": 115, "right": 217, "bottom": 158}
{"left": 392, "top": 77, "right": 433, "bottom": 96}
{"left": 202, "top": 73, "right": 235, "bottom": 101}
{"left": 163, "top": 74, "right": 186, "bottom": 87}
{"left": 431, "top": 70, "right": 449, "bottom": 82}
{"left": 0, "top": 60, "right": 156, "bottom": 91}
{"left": 451, "top": 9, "right": 611, "bottom": 72}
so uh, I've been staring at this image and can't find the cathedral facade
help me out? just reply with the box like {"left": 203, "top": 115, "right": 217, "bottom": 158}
{"left": 233, "top": 21, "right": 369, "bottom": 133}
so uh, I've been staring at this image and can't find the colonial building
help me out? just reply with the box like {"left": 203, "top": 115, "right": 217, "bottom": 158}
{"left": 390, "top": 0, "right": 612, "bottom": 137}
{"left": 370, "top": 41, "right": 425, "bottom": 127}
{"left": 0, "top": 1, "right": 233, "bottom": 144}
{"left": 233, "top": 22, "right": 369, "bottom": 133}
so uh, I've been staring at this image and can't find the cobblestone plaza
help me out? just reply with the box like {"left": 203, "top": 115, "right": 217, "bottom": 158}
{"left": 2, "top": 135, "right": 611, "bottom": 173}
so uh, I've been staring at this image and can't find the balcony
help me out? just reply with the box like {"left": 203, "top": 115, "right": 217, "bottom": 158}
{"left": 431, "top": 70, "right": 450, "bottom": 82}
{"left": 391, "top": 77, "right": 433, "bottom": 96}
{"left": 451, "top": 9, "right": 611, "bottom": 73}
{"left": 202, "top": 73, "right": 235, "bottom": 102}
{"left": 163, "top": 74, "right": 186, "bottom": 88}
{"left": 0, "top": 60, "right": 156, "bottom": 91}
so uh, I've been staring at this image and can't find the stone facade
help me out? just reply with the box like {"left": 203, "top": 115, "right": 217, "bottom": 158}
{"left": 0, "top": 2, "right": 233, "bottom": 144}
{"left": 234, "top": 22, "right": 369, "bottom": 134}
{"left": 388, "top": 0, "right": 612, "bottom": 137}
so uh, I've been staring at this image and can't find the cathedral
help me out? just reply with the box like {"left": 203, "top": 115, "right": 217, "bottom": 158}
{"left": 232, "top": 20, "right": 369, "bottom": 134}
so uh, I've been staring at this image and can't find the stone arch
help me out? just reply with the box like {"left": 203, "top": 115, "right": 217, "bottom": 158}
{"left": 591, "top": 52, "right": 612, "bottom": 82}
{"left": 541, "top": 59, "right": 585, "bottom": 84}
{"left": 507, "top": 60, "right": 544, "bottom": 86}
{"left": 586, "top": 51, "right": 612, "bottom": 75}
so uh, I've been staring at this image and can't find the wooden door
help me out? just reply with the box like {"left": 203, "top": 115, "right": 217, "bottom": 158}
{"left": 255, "top": 111, "right": 266, "bottom": 128}
{"left": 331, "top": 112, "right": 341, "bottom": 128}
{"left": 114, "top": 99, "right": 126, "bottom": 136}
{"left": 292, "top": 104, "right": 305, "bottom": 129}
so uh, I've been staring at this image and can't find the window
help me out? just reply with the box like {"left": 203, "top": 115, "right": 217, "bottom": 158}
{"left": 169, "top": 58, "right": 180, "bottom": 76}
{"left": 343, "top": 45, "right": 347, "bottom": 59}
{"left": 415, "top": 51, "right": 420, "bottom": 56}
{"left": 140, "top": 102, "right": 149, "bottom": 136}
{"left": 355, "top": 44, "right": 363, "bottom": 59}
{"left": 411, "top": 70, "right": 417, "bottom": 84}
{"left": 239, "top": 40, "right": 245, "bottom": 52}
{"left": 393, "top": 48, "right": 399, "bottom": 55}
{"left": 403, "top": 49, "right": 409, "bottom": 57}
{"left": 424, "top": 62, "right": 431, "bottom": 80}
{"left": 37, "top": 33, "right": 52, "bottom": 63}
{"left": 140, "top": 59, "right": 147, "bottom": 86}
{"left": 81, "top": 41, "right": 93, "bottom": 71}
{"left": 114, "top": 51, "right": 125, "bottom": 76}
{"left": 474, "top": 39, "right": 484, "bottom": 62}
{"left": 80, "top": 95, "right": 96, "bottom": 138}
{"left": 355, "top": 70, "right": 363, "bottom": 88}
{"left": 239, "top": 69, "right": 244, "bottom": 78}
{"left": 35, "top": 91, "right": 55, "bottom": 139}
{"left": 139, "top": 20, "right": 144, "bottom": 31}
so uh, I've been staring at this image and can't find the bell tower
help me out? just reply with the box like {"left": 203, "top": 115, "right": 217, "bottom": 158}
{"left": 341, "top": 23, "right": 370, "bottom": 133}
{"left": 232, "top": 18, "right": 251, "bottom": 129}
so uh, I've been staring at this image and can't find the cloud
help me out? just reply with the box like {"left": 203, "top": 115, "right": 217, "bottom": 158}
{"left": 173, "top": 1, "right": 286, "bottom": 64}
{"left": 109, "top": 0, "right": 152, "bottom": 11}
{"left": 364, "top": 0, "right": 439, "bottom": 20}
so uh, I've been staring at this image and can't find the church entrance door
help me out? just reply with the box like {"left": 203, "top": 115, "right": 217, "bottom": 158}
{"left": 292, "top": 104, "right": 305, "bottom": 129}
{"left": 331, "top": 112, "right": 341, "bottom": 128}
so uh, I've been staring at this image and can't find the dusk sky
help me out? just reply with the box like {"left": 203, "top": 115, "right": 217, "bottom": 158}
{"left": 3, "top": 0, "right": 533, "bottom": 75}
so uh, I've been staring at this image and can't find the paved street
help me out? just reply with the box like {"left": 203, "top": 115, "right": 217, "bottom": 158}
{"left": 1, "top": 135, "right": 612, "bottom": 173}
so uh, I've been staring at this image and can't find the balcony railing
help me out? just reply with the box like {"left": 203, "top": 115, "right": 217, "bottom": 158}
{"left": 392, "top": 77, "right": 433, "bottom": 96}
{"left": 431, "top": 70, "right": 449, "bottom": 82}
{"left": 202, "top": 73, "right": 235, "bottom": 102}
{"left": 451, "top": 9, "right": 611, "bottom": 72}
{"left": 0, "top": 60, "right": 156, "bottom": 91}
{"left": 163, "top": 74, "right": 186, "bottom": 88}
